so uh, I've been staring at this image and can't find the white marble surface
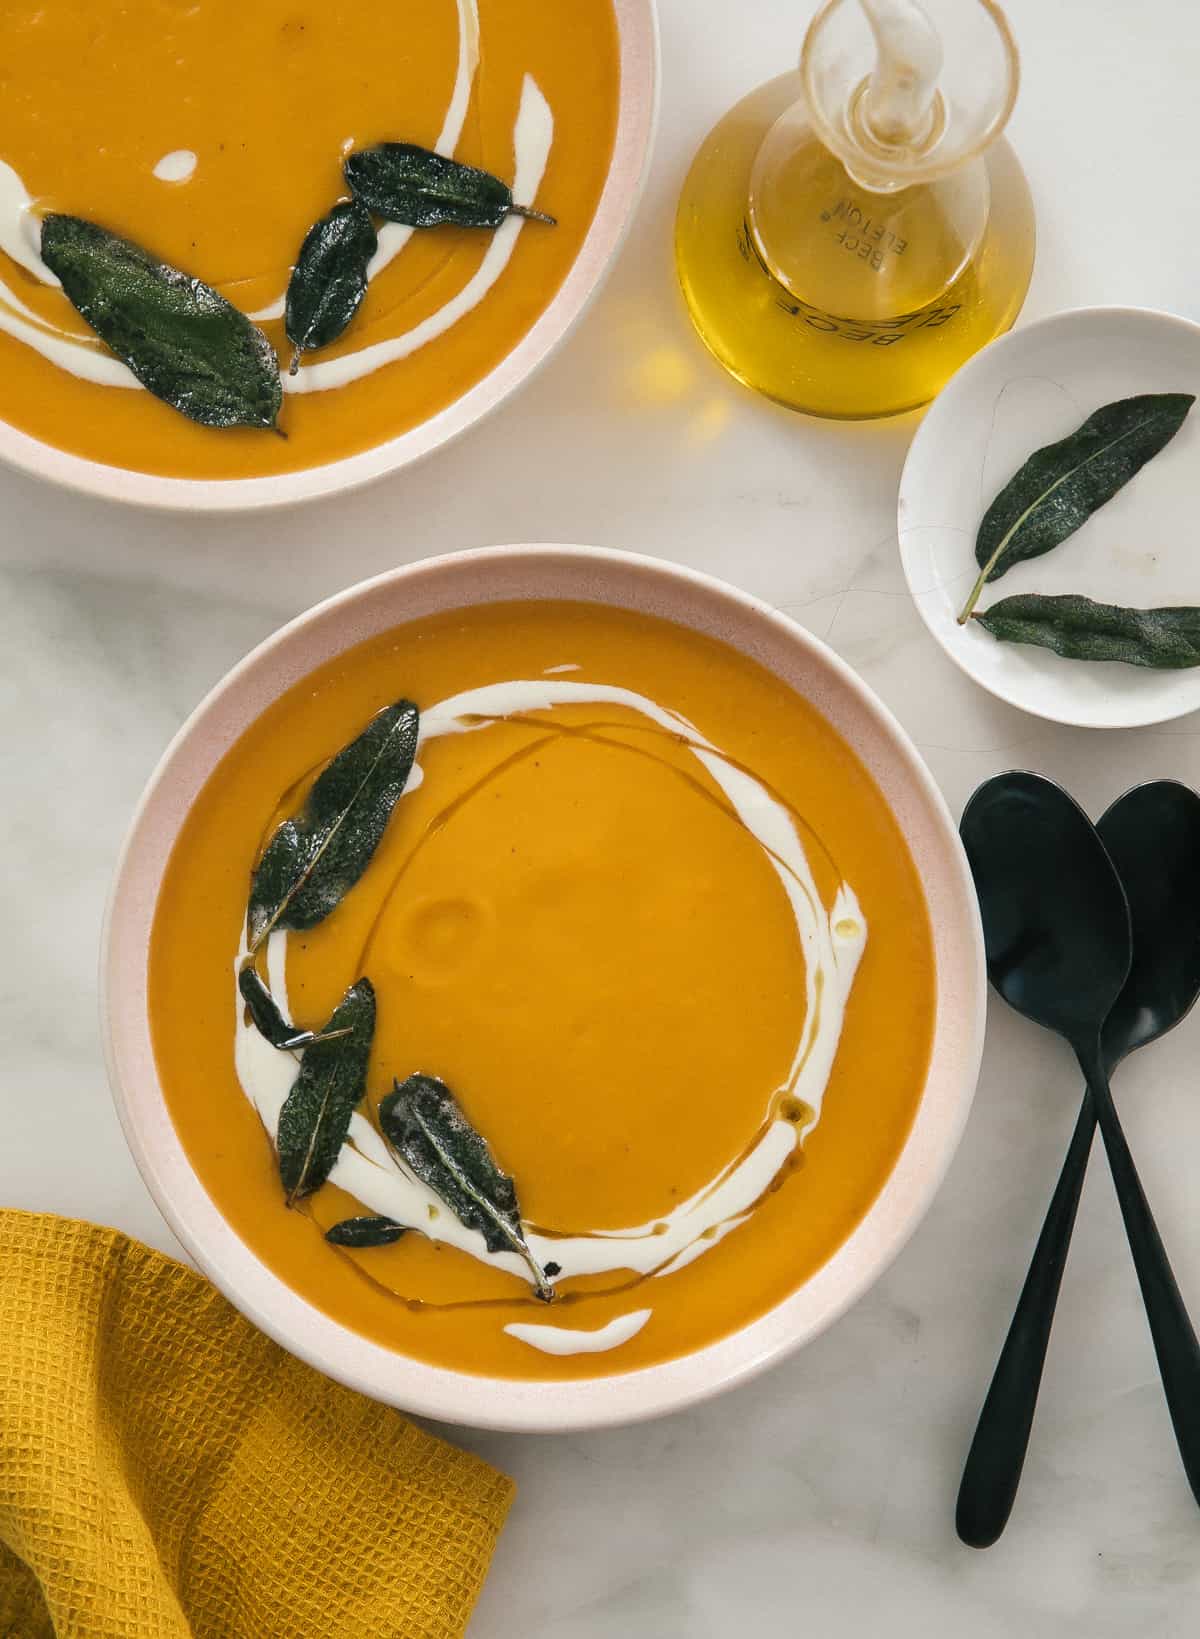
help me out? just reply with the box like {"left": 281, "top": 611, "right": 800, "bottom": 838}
{"left": 4, "top": 0, "right": 1200, "bottom": 1631}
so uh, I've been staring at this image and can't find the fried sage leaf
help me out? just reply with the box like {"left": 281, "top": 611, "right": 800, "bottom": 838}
{"left": 379, "top": 1074, "right": 554, "bottom": 1300}
{"left": 975, "top": 592, "right": 1200, "bottom": 669}
{"left": 276, "top": 978, "right": 375, "bottom": 1204}
{"left": 247, "top": 699, "right": 419, "bottom": 951}
{"left": 237, "top": 963, "right": 350, "bottom": 1052}
{"left": 40, "top": 213, "right": 282, "bottom": 430}
{"left": 285, "top": 199, "right": 377, "bottom": 374}
{"left": 325, "top": 1215, "right": 406, "bottom": 1248}
{"left": 344, "top": 144, "right": 555, "bottom": 230}
{"left": 957, "top": 393, "right": 1195, "bottom": 622}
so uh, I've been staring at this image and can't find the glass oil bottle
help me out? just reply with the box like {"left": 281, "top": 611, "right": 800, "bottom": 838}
{"left": 675, "top": 0, "right": 1036, "bottom": 419}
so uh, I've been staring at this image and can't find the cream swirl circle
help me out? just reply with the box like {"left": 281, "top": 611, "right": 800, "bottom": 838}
{"left": 233, "top": 680, "right": 868, "bottom": 1329}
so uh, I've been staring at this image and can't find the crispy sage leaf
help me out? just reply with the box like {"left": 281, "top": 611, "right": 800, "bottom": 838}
{"left": 276, "top": 978, "right": 375, "bottom": 1204}
{"left": 344, "top": 144, "right": 556, "bottom": 230}
{"left": 325, "top": 1215, "right": 406, "bottom": 1248}
{"left": 957, "top": 393, "right": 1195, "bottom": 622}
{"left": 40, "top": 213, "right": 282, "bottom": 430}
{"left": 247, "top": 699, "right": 420, "bottom": 952}
{"left": 379, "top": 1074, "right": 554, "bottom": 1300}
{"left": 975, "top": 592, "right": 1200, "bottom": 669}
{"left": 237, "top": 963, "right": 350, "bottom": 1052}
{"left": 285, "top": 199, "right": 377, "bottom": 374}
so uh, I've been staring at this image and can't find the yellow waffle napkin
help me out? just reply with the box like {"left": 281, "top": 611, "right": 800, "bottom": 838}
{"left": 0, "top": 1210, "right": 513, "bottom": 1638}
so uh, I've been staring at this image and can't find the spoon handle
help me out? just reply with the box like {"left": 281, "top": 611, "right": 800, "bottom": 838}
{"left": 1078, "top": 1043, "right": 1200, "bottom": 1507}
{"left": 956, "top": 1093, "right": 1096, "bottom": 1547}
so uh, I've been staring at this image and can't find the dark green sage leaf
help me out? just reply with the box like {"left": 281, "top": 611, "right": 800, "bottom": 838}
{"left": 237, "top": 963, "right": 350, "bottom": 1052}
{"left": 247, "top": 699, "right": 420, "bottom": 951}
{"left": 975, "top": 593, "right": 1200, "bottom": 669}
{"left": 958, "top": 393, "right": 1195, "bottom": 622}
{"left": 276, "top": 978, "right": 375, "bottom": 1204}
{"left": 285, "top": 199, "right": 377, "bottom": 374}
{"left": 344, "top": 144, "right": 556, "bottom": 230}
{"left": 379, "top": 1074, "right": 554, "bottom": 1300}
{"left": 239, "top": 963, "right": 309, "bottom": 1049}
{"left": 325, "top": 1214, "right": 406, "bottom": 1248}
{"left": 40, "top": 213, "right": 282, "bottom": 430}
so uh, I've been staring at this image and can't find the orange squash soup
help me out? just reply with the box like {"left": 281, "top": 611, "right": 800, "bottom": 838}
{"left": 149, "top": 601, "right": 936, "bottom": 1380}
{"left": 0, "top": 0, "right": 618, "bottom": 477}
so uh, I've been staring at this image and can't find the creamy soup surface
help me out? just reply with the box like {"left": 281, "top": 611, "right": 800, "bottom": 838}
{"left": 0, "top": 0, "right": 618, "bottom": 477}
{"left": 149, "top": 601, "right": 936, "bottom": 1380}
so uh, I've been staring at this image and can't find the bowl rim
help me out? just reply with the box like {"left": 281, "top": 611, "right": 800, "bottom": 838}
{"left": 0, "top": 0, "right": 660, "bottom": 514}
{"left": 101, "top": 543, "right": 986, "bottom": 1431}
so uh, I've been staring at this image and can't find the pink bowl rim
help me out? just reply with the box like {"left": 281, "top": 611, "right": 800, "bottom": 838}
{"left": 0, "top": 1, "right": 659, "bottom": 514}
{"left": 101, "top": 544, "right": 986, "bottom": 1431}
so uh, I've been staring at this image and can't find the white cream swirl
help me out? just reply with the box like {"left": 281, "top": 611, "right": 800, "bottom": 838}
{"left": 233, "top": 681, "right": 868, "bottom": 1354}
{"left": 0, "top": 0, "right": 556, "bottom": 397}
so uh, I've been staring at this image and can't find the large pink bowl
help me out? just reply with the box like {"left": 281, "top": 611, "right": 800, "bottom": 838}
{"left": 102, "top": 545, "right": 985, "bottom": 1431}
{"left": 0, "top": 1, "right": 658, "bottom": 512}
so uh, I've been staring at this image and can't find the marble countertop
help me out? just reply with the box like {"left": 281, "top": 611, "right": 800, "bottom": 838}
{"left": 5, "top": 0, "right": 1200, "bottom": 1631}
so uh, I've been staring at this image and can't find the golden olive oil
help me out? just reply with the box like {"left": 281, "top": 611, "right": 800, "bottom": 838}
{"left": 676, "top": 72, "right": 1035, "bottom": 420}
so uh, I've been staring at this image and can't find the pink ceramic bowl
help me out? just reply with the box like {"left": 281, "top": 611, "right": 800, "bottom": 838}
{"left": 0, "top": 2, "right": 658, "bottom": 512}
{"left": 102, "top": 545, "right": 985, "bottom": 1431}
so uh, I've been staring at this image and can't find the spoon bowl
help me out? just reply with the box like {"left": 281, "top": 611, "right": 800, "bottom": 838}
{"left": 959, "top": 771, "right": 1131, "bottom": 1042}
{"left": 1100, "top": 781, "right": 1200, "bottom": 1069}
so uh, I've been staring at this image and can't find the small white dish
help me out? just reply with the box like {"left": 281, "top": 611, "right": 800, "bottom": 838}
{"left": 898, "top": 306, "right": 1200, "bottom": 729}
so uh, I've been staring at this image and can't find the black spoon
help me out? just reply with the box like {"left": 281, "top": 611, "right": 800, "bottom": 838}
{"left": 957, "top": 772, "right": 1200, "bottom": 1542}
{"left": 956, "top": 779, "right": 1200, "bottom": 1546}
